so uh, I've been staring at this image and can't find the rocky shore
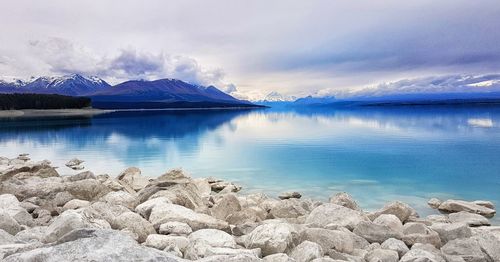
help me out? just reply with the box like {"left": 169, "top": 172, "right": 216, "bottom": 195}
{"left": 0, "top": 154, "right": 498, "bottom": 262}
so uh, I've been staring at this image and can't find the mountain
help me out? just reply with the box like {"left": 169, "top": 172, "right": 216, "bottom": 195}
{"left": 0, "top": 74, "right": 110, "bottom": 96}
{"left": 257, "top": 91, "right": 296, "bottom": 102}
{"left": 91, "top": 79, "right": 243, "bottom": 103}
{"left": 0, "top": 74, "right": 257, "bottom": 109}
{"left": 294, "top": 95, "right": 336, "bottom": 105}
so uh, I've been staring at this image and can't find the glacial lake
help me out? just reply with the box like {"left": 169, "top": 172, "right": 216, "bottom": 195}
{"left": 1, "top": 106, "right": 500, "bottom": 220}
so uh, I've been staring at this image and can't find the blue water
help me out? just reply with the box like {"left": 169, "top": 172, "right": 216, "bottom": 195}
{"left": 1, "top": 106, "right": 499, "bottom": 219}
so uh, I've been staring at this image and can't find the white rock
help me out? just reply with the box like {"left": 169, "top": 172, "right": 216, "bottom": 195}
{"left": 278, "top": 192, "right": 302, "bottom": 200}
{"left": 380, "top": 238, "right": 409, "bottom": 258}
{"left": 438, "top": 199, "right": 496, "bottom": 218}
{"left": 144, "top": 234, "right": 190, "bottom": 252}
{"left": 441, "top": 238, "right": 488, "bottom": 262}
{"left": 263, "top": 253, "right": 296, "bottom": 262}
{"left": 270, "top": 199, "right": 309, "bottom": 219}
{"left": 188, "top": 229, "right": 236, "bottom": 248}
{"left": 100, "top": 191, "right": 138, "bottom": 210}
{"left": 353, "top": 221, "right": 402, "bottom": 244}
{"left": 448, "top": 211, "right": 490, "bottom": 226}
{"left": 116, "top": 167, "right": 150, "bottom": 192}
{"left": 0, "top": 194, "right": 33, "bottom": 226}
{"left": 114, "top": 211, "right": 155, "bottom": 243}
{"left": 62, "top": 199, "right": 90, "bottom": 210}
{"left": 210, "top": 193, "right": 241, "bottom": 220}
{"left": 300, "top": 228, "right": 353, "bottom": 254}
{"left": 402, "top": 223, "right": 441, "bottom": 248}
{"left": 329, "top": 192, "right": 361, "bottom": 211}
{"left": 368, "top": 201, "right": 416, "bottom": 223}
{"left": 245, "top": 223, "right": 298, "bottom": 256}
{"left": 149, "top": 203, "right": 229, "bottom": 231}
{"left": 0, "top": 210, "right": 22, "bottom": 235}
{"left": 365, "top": 249, "right": 399, "bottom": 262}
{"left": 159, "top": 222, "right": 192, "bottom": 235}
{"left": 429, "top": 223, "right": 471, "bottom": 244}
{"left": 373, "top": 214, "right": 403, "bottom": 233}
{"left": 135, "top": 197, "right": 172, "bottom": 220}
{"left": 290, "top": 241, "right": 323, "bottom": 262}
{"left": 427, "top": 198, "right": 442, "bottom": 209}
{"left": 305, "top": 203, "right": 369, "bottom": 230}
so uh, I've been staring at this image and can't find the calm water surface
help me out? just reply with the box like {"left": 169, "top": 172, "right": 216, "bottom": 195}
{"left": 1, "top": 106, "right": 499, "bottom": 219}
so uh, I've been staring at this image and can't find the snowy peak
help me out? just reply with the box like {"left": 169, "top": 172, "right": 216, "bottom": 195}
{"left": 260, "top": 91, "right": 297, "bottom": 102}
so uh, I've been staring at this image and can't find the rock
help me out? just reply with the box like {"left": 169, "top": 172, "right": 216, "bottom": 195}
{"left": 149, "top": 203, "right": 229, "bottom": 231}
{"left": 441, "top": 238, "right": 488, "bottom": 262}
{"left": 305, "top": 203, "right": 369, "bottom": 230}
{"left": 401, "top": 223, "right": 441, "bottom": 248}
{"left": 65, "top": 171, "right": 96, "bottom": 182}
{"left": 365, "top": 249, "right": 399, "bottom": 262}
{"left": 100, "top": 190, "right": 138, "bottom": 210}
{"left": 244, "top": 223, "right": 298, "bottom": 256}
{"left": 426, "top": 214, "right": 449, "bottom": 223}
{"left": 270, "top": 199, "right": 309, "bottom": 219}
{"left": 438, "top": 199, "right": 496, "bottom": 218}
{"left": 0, "top": 194, "right": 33, "bottom": 226}
{"left": 427, "top": 198, "right": 442, "bottom": 209}
{"left": 65, "top": 158, "right": 84, "bottom": 168}
{"left": 289, "top": 241, "right": 323, "bottom": 262}
{"left": 278, "top": 192, "right": 302, "bottom": 200}
{"left": 135, "top": 197, "right": 172, "bottom": 220}
{"left": 42, "top": 209, "right": 110, "bottom": 243}
{"left": 210, "top": 181, "right": 242, "bottom": 193}
{"left": 472, "top": 200, "right": 495, "bottom": 210}
{"left": 210, "top": 193, "right": 241, "bottom": 220}
{"left": 263, "top": 253, "right": 295, "bottom": 262}
{"left": 193, "top": 178, "right": 212, "bottom": 197}
{"left": 471, "top": 231, "right": 500, "bottom": 261}
{"left": 117, "top": 167, "right": 150, "bottom": 192}
{"left": 0, "top": 229, "right": 19, "bottom": 245}
{"left": 448, "top": 211, "right": 491, "bottom": 226}
{"left": 226, "top": 209, "right": 260, "bottom": 225}
{"left": 15, "top": 226, "right": 47, "bottom": 242}
{"left": 368, "top": 201, "right": 415, "bottom": 223}
{"left": 80, "top": 201, "right": 129, "bottom": 227}
{"left": 149, "top": 183, "right": 206, "bottom": 211}
{"left": 65, "top": 179, "right": 111, "bottom": 201}
{"left": 329, "top": 192, "right": 361, "bottom": 211}
{"left": 0, "top": 210, "right": 22, "bottom": 235}
{"left": 380, "top": 238, "right": 409, "bottom": 258}
{"left": 353, "top": 221, "right": 402, "bottom": 244}
{"left": 195, "top": 253, "right": 261, "bottom": 262}
{"left": 159, "top": 222, "right": 193, "bottom": 235}
{"left": 188, "top": 229, "right": 237, "bottom": 248}
{"left": 3, "top": 229, "right": 180, "bottom": 261}
{"left": 400, "top": 245, "right": 445, "bottom": 262}
{"left": 144, "top": 234, "right": 190, "bottom": 252}
{"left": 114, "top": 211, "right": 155, "bottom": 243}
{"left": 429, "top": 223, "right": 471, "bottom": 244}
{"left": 62, "top": 199, "right": 90, "bottom": 210}
{"left": 372, "top": 214, "right": 403, "bottom": 233}
{"left": 299, "top": 228, "right": 353, "bottom": 254}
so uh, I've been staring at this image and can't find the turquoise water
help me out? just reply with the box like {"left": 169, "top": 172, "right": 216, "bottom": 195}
{"left": 1, "top": 106, "right": 499, "bottom": 219}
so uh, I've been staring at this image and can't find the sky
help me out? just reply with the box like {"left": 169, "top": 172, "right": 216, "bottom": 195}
{"left": 1, "top": 0, "right": 500, "bottom": 100}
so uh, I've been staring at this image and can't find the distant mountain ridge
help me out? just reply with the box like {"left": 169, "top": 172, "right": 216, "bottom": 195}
{"left": 0, "top": 74, "right": 254, "bottom": 108}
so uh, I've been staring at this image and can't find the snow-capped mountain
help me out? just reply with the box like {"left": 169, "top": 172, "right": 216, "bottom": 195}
{"left": 258, "top": 91, "right": 297, "bottom": 102}
{"left": 294, "top": 95, "right": 337, "bottom": 105}
{"left": 0, "top": 74, "right": 111, "bottom": 96}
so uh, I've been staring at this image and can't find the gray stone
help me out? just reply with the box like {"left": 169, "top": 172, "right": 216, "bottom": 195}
{"left": 0, "top": 210, "right": 22, "bottom": 235}
{"left": 353, "top": 221, "right": 402, "bottom": 244}
{"left": 441, "top": 238, "right": 488, "bottom": 262}
{"left": 329, "top": 192, "right": 361, "bottom": 211}
{"left": 263, "top": 253, "right": 295, "bottom": 262}
{"left": 100, "top": 190, "right": 138, "bottom": 210}
{"left": 299, "top": 228, "right": 353, "bottom": 254}
{"left": 62, "top": 199, "right": 90, "bottom": 210}
{"left": 244, "top": 223, "right": 298, "bottom": 256}
{"left": 278, "top": 192, "right": 302, "bottom": 200}
{"left": 290, "top": 241, "right": 323, "bottom": 262}
{"left": 380, "top": 238, "right": 409, "bottom": 258}
{"left": 114, "top": 211, "right": 155, "bottom": 243}
{"left": 402, "top": 223, "right": 441, "bottom": 248}
{"left": 368, "top": 201, "right": 415, "bottom": 223}
{"left": 159, "top": 221, "right": 192, "bottom": 235}
{"left": 438, "top": 199, "right": 496, "bottom": 218}
{"left": 429, "top": 223, "right": 471, "bottom": 244}
{"left": 188, "top": 228, "right": 236, "bottom": 248}
{"left": 135, "top": 196, "right": 172, "bottom": 220}
{"left": 305, "top": 203, "right": 369, "bottom": 230}
{"left": 149, "top": 203, "right": 229, "bottom": 231}
{"left": 427, "top": 198, "right": 442, "bottom": 209}
{"left": 0, "top": 194, "right": 33, "bottom": 226}
{"left": 365, "top": 249, "right": 399, "bottom": 262}
{"left": 144, "top": 234, "right": 190, "bottom": 252}
{"left": 3, "top": 229, "right": 180, "bottom": 262}
{"left": 210, "top": 193, "right": 241, "bottom": 220}
{"left": 448, "top": 211, "right": 491, "bottom": 226}
{"left": 117, "top": 167, "right": 151, "bottom": 192}
{"left": 270, "top": 199, "right": 309, "bottom": 219}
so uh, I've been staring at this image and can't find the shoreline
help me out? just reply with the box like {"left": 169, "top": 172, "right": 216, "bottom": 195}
{"left": 0, "top": 154, "right": 498, "bottom": 261}
{"left": 0, "top": 106, "right": 265, "bottom": 118}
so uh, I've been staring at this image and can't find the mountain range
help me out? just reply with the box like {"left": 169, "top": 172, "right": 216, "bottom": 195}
{"left": 0, "top": 74, "right": 255, "bottom": 109}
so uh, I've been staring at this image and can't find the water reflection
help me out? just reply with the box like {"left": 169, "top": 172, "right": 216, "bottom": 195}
{"left": 1, "top": 106, "right": 499, "bottom": 220}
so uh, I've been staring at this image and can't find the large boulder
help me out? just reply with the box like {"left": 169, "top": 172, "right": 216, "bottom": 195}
{"left": 380, "top": 238, "right": 409, "bottom": 258}
{"left": 135, "top": 197, "right": 172, "bottom": 220}
{"left": 429, "top": 223, "right": 471, "bottom": 244}
{"left": 365, "top": 249, "right": 399, "bottom": 262}
{"left": 149, "top": 203, "right": 229, "bottom": 231}
{"left": 368, "top": 201, "right": 416, "bottom": 223}
{"left": 100, "top": 190, "right": 138, "bottom": 210}
{"left": 188, "top": 229, "right": 236, "bottom": 248}
{"left": 65, "top": 179, "right": 111, "bottom": 201}
{"left": 0, "top": 210, "right": 22, "bottom": 235}
{"left": 80, "top": 201, "right": 130, "bottom": 228}
{"left": 401, "top": 223, "right": 441, "bottom": 248}
{"left": 42, "top": 209, "right": 110, "bottom": 243}
{"left": 113, "top": 211, "right": 155, "bottom": 243}
{"left": 210, "top": 194, "right": 241, "bottom": 220}
{"left": 305, "top": 203, "right": 369, "bottom": 230}
{"left": 0, "top": 229, "right": 19, "bottom": 245}
{"left": 62, "top": 199, "right": 90, "bottom": 211}
{"left": 471, "top": 231, "right": 500, "bottom": 261}
{"left": 116, "top": 167, "right": 150, "bottom": 192}
{"left": 438, "top": 200, "right": 496, "bottom": 218}
{"left": 3, "top": 229, "right": 181, "bottom": 261}
{"left": 372, "top": 214, "right": 403, "bottom": 233}
{"left": 400, "top": 244, "right": 445, "bottom": 262}
{"left": 448, "top": 211, "right": 491, "bottom": 226}
{"left": 289, "top": 241, "right": 323, "bottom": 262}
{"left": 262, "top": 253, "right": 295, "bottom": 262}
{"left": 299, "top": 228, "right": 354, "bottom": 254}
{"left": 353, "top": 221, "right": 402, "bottom": 244}
{"left": 270, "top": 199, "right": 309, "bottom": 219}
{"left": 329, "top": 192, "right": 361, "bottom": 211}
{"left": 244, "top": 223, "right": 298, "bottom": 256}
{"left": 0, "top": 194, "right": 33, "bottom": 226}
{"left": 144, "top": 234, "right": 190, "bottom": 252}
{"left": 441, "top": 238, "right": 489, "bottom": 262}
{"left": 159, "top": 222, "right": 192, "bottom": 235}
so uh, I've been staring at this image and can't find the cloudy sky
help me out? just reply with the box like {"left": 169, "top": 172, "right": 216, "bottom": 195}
{"left": 1, "top": 0, "right": 500, "bottom": 100}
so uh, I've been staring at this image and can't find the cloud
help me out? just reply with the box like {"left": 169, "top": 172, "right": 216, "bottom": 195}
{"left": 23, "top": 37, "right": 232, "bottom": 87}
{"left": 317, "top": 74, "right": 500, "bottom": 98}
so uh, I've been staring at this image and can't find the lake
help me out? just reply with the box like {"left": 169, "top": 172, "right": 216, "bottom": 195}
{"left": 1, "top": 106, "right": 499, "bottom": 220}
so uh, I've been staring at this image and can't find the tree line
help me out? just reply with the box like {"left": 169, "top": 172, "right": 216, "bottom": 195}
{"left": 0, "top": 93, "right": 91, "bottom": 110}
